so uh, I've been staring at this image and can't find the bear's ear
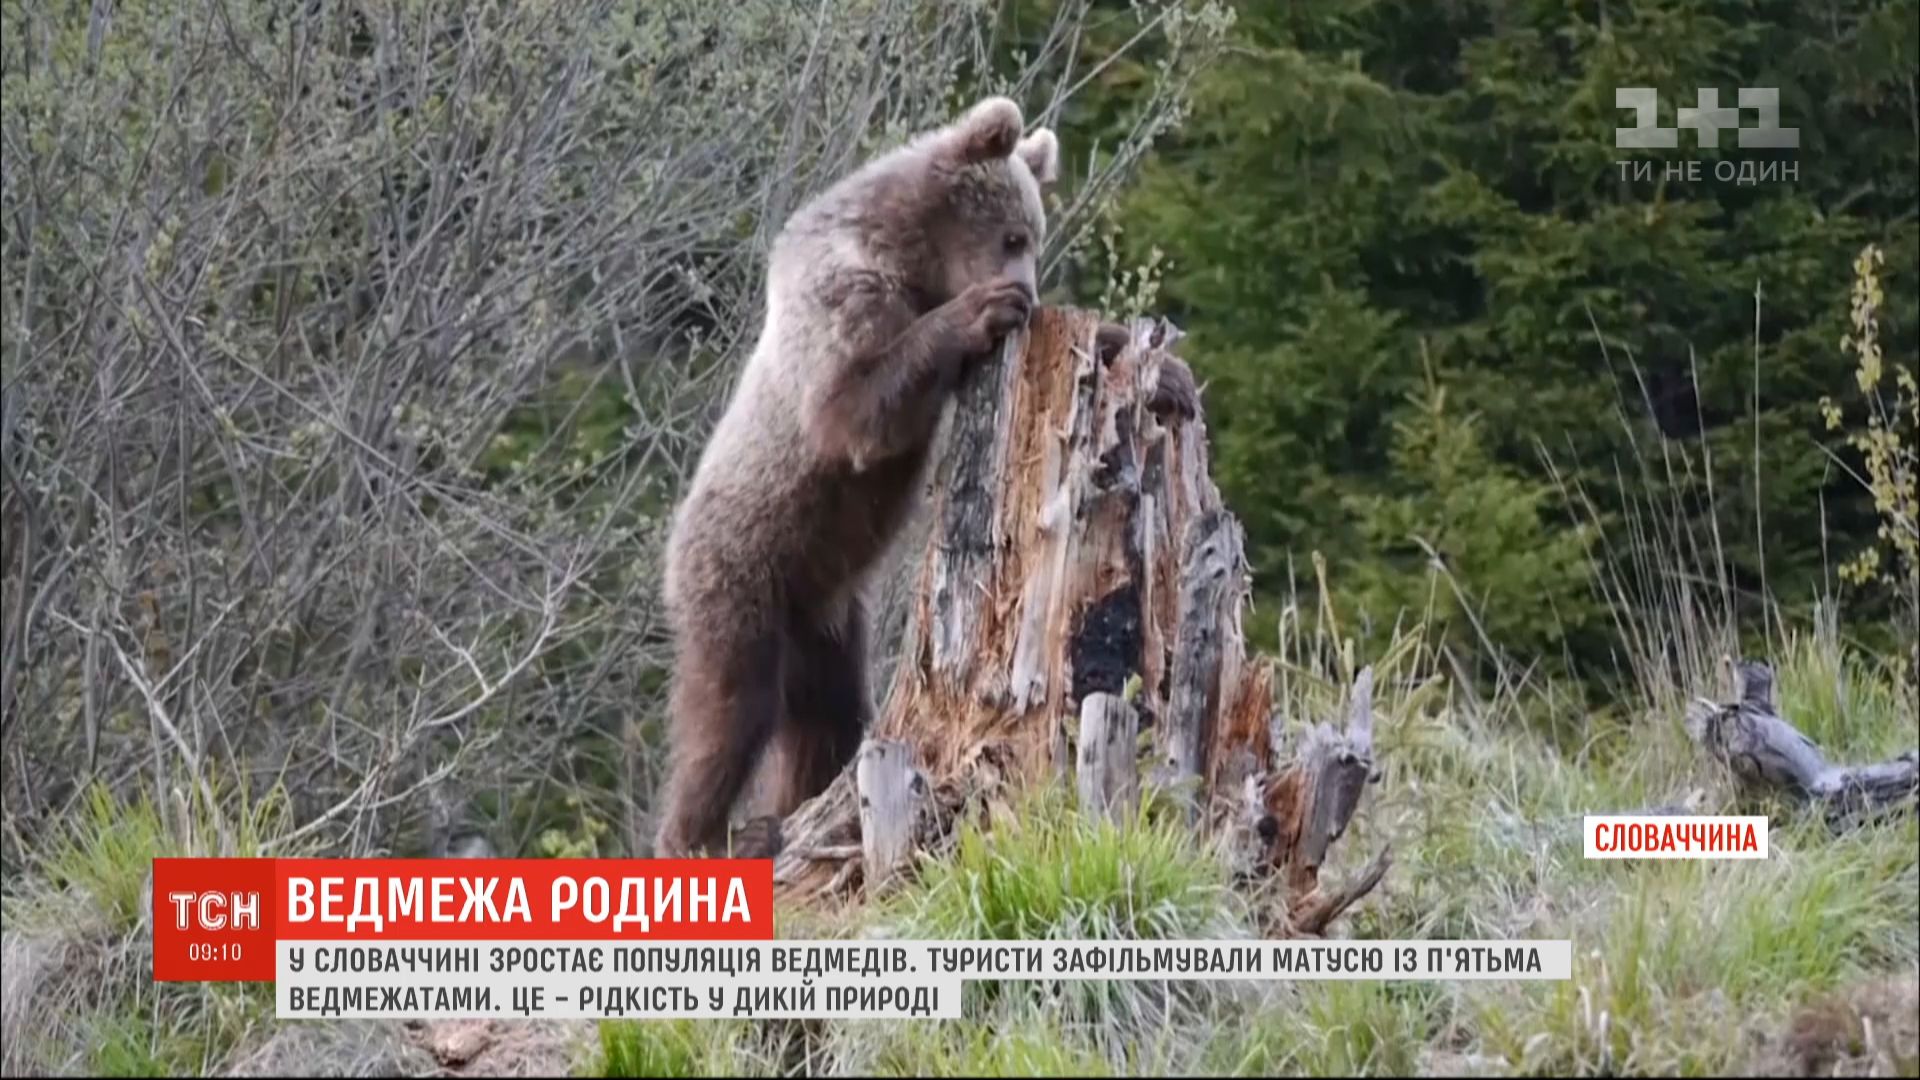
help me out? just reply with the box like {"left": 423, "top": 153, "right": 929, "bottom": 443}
{"left": 947, "top": 96, "right": 1024, "bottom": 166}
{"left": 1016, "top": 128, "right": 1059, "bottom": 187}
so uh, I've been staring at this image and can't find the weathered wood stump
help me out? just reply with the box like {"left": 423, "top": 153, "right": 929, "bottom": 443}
{"left": 855, "top": 739, "right": 930, "bottom": 891}
{"left": 1076, "top": 692, "right": 1141, "bottom": 823}
{"left": 772, "top": 307, "right": 1386, "bottom": 934}
{"left": 1251, "top": 665, "right": 1391, "bottom": 935}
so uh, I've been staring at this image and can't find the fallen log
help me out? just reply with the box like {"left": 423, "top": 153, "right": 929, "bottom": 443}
{"left": 770, "top": 306, "right": 1386, "bottom": 934}
{"left": 1683, "top": 659, "right": 1919, "bottom": 830}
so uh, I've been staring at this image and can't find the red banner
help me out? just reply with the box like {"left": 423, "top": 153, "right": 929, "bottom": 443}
{"left": 152, "top": 858, "right": 774, "bottom": 982}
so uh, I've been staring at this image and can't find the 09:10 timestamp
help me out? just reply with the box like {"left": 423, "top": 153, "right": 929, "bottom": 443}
{"left": 186, "top": 942, "right": 243, "bottom": 962}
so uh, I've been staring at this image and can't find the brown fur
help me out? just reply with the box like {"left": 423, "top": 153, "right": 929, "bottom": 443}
{"left": 653, "top": 98, "right": 1070, "bottom": 858}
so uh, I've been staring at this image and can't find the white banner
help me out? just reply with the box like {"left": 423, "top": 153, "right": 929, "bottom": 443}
{"left": 275, "top": 938, "right": 1572, "bottom": 1020}
{"left": 1583, "top": 815, "right": 1769, "bottom": 859}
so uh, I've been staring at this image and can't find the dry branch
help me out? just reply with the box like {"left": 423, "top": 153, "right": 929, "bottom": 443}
{"left": 1684, "top": 659, "right": 1919, "bottom": 830}
{"left": 774, "top": 306, "right": 1385, "bottom": 933}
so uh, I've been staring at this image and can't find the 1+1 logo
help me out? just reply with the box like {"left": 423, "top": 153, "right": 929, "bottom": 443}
{"left": 1615, "top": 87, "right": 1798, "bottom": 148}
{"left": 1613, "top": 87, "right": 1798, "bottom": 185}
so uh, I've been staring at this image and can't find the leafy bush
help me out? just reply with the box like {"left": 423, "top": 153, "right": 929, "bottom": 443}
{"left": 0, "top": 0, "right": 1210, "bottom": 865}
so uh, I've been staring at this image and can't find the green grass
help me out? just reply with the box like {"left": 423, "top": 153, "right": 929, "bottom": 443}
{"left": 598, "top": 1019, "right": 738, "bottom": 1078}
{"left": 8, "top": 626, "right": 1913, "bottom": 1080}
{"left": 645, "top": 630, "right": 1912, "bottom": 1079}
{"left": 33, "top": 785, "right": 177, "bottom": 934}
{"left": 28, "top": 781, "right": 289, "bottom": 930}
{"left": 846, "top": 1013, "right": 1125, "bottom": 1077}
{"left": 1469, "top": 813, "right": 1919, "bottom": 1076}
{"left": 1774, "top": 623, "right": 1918, "bottom": 759}
{"left": 4, "top": 782, "right": 289, "bottom": 1077}
{"left": 879, "top": 784, "right": 1244, "bottom": 942}
{"left": 1325, "top": 623, "right": 1918, "bottom": 1078}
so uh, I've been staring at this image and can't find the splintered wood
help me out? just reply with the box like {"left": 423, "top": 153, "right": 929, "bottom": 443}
{"left": 855, "top": 739, "right": 928, "bottom": 889}
{"left": 1249, "top": 666, "right": 1391, "bottom": 936}
{"left": 772, "top": 307, "right": 1386, "bottom": 935}
{"left": 1075, "top": 692, "right": 1140, "bottom": 822}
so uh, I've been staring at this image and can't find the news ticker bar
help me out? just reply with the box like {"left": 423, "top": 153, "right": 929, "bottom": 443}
{"left": 153, "top": 831, "right": 1758, "bottom": 1014}
{"left": 276, "top": 940, "right": 1576, "bottom": 1020}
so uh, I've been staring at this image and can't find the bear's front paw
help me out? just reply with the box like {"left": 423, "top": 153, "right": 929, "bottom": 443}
{"left": 726, "top": 815, "right": 785, "bottom": 860}
{"left": 1146, "top": 355, "right": 1201, "bottom": 422}
{"left": 961, "top": 276, "right": 1035, "bottom": 345}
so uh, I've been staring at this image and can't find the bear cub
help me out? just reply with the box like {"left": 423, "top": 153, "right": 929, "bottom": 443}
{"left": 653, "top": 97, "right": 1197, "bottom": 858}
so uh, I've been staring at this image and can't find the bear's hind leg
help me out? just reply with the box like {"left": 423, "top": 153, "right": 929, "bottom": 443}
{"left": 767, "top": 602, "right": 871, "bottom": 817}
{"left": 652, "top": 622, "right": 785, "bottom": 858}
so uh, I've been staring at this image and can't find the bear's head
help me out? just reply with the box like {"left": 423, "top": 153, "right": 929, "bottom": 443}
{"left": 923, "top": 97, "right": 1060, "bottom": 305}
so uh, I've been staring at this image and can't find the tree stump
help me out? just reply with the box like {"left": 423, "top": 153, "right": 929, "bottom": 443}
{"left": 772, "top": 306, "right": 1385, "bottom": 934}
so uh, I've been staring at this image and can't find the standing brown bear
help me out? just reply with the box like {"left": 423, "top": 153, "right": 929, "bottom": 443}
{"left": 653, "top": 96, "right": 1195, "bottom": 858}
